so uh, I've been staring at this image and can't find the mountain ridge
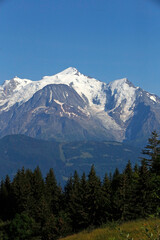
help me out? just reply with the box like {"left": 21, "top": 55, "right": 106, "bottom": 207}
{"left": 1, "top": 67, "right": 160, "bottom": 145}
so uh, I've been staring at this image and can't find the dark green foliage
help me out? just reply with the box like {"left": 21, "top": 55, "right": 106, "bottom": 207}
{"left": 78, "top": 173, "right": 89, "bottom": 229}
{"left": 110, "top": 168, "right": 122, "bottom": 220}
{"left": 41, "top": 214, "right": 58, "bottom": 240}
{"left": 64, "top": 171, "right": 84, "bottom": 232}
{"left": 101, "top": 173, "right": 111, "bottom": 221}
{"left": 141, "top": 130, "right": 160, "bottom": 174}
{"left": 0, "top": 175, "right": 14, "bottom": 220}
{"left": 0, "top": 220, "right": 10, "bottom": 240}
{"left": 45, "top": 168, "right": 62, "bottom": 215}
{"left": 8, "top": 213, "right": 35, "bottom": 240}
{"left": 134, "top": 160, "right": 153, "bottom": 218}
{"left": 12, "top": 168, "right": 32, "bottom": 214}
{"left": 150, "top": 174, "right": 160, "bottom": 214}
{"left": 87, "top": 165, "right": 104, "bottom": 226}
{"left": 1, "top": 132, "right": 160, "bottom": 239}
{"left": 120, "top": 161, "right": 134, "bottom": 221}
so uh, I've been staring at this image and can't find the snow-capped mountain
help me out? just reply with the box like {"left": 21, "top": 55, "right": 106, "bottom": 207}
{"left": 1, "top": 67, "right": 160, "bottom": 144}
{"left": 1, "top": 67, "right": 105, "bottom": 111}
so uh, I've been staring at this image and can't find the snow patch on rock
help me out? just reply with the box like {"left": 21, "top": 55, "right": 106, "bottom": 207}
{"left": 150, "top": 95, "right": 157, "bottom": 102}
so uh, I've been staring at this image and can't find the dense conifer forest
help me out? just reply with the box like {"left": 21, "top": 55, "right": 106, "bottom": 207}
{"left": 0, "top": 131, "right": 160, "bottom": 240}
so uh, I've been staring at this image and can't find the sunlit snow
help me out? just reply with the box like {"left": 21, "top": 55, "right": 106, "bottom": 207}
{"left": 108, "top": 78, "right": 136, "bottom": 122}
{"left": 0, "top": 67, "right": 158, "bottom": 134}
{"left": 150, "top": 95, "right": 157, "bottom": 102}
{"left": 0, "top": 67, "right": 106, "bottom": 112}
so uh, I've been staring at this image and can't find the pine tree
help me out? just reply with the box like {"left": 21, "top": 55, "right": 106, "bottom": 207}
{"left": 129, "top": 163, "right": 140, "bottom": 219}
{"left": 64, "top": 176, "right": 73, "bottom": 210}
{"left": 134, "top": 160, "right": 153, "bottom": 218}
{"left": 41, "top": 214, "right": 58, "bottom": 240}
{"left": 101, "top": 173, "right": 111, "bottom": 222}
{"left": 78, "top": 172, "right": 89, "bottom": 229}
{"left": 87, "top": 165, "right": 103, "bottom": 226}
{"left": 45, "top": 168, "right": 62, "bottom": 215}
{"left": 150, "top": 174, "right": 160, "bottom": 215}
{"left": 119, "top": 161, "right": 134, "bottom": 221}
{"left": 64, "top": 171, "right": 83, "bottom": 232}
{"left": 141, "top": 130, "right": 160, "bottom": 174}
{"left": 29, "top": 166, "right": 48, "bottom": 229}
{"left": 0, "top": 176, "right": 13, "bottom": 220}
{"left": 12, "top": 168, "right": 32, "bottom": 215}
{"left": 110, "top": 168, "right": 122, "bottom": 220}
{"left": 119, "top": 172, "right": 128, "bottom": 221}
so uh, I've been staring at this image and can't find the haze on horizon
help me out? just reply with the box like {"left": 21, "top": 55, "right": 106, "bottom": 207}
{"left": 0, "top": 0, "right": 160, "bottom": 95}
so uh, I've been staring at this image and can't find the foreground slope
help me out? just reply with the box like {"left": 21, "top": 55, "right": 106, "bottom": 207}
{"left": 59, "top": 218, "right": 160, "bottom": 240}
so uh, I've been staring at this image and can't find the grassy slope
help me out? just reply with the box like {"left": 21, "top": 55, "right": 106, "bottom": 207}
{"left": 59, "top": 218, "right": 160, "bottom": 240}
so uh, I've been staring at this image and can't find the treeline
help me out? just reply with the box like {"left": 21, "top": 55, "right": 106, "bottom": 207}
{"left": 1, "top": 131, "right": 160, "bottom": 239}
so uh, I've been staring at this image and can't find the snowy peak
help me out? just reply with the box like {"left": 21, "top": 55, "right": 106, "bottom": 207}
{"left": 2, "top": 77, "right": 31, "bottom": 98}
{"left": 0, "top": 67, "right": 105, "bottom": 112}
{"left": 42, "top": 67, "right": 106, "bottom": 110}
{"left": 58, "top": 67, "right": 81, "bottom": 76}
{"left": 106, "top": 78, "right": 137, "bottom": 122}
{"left": 2, "top": 76, "right": 32, "bottom": 95}
{"left": 0, "top": 68, "right": 158, "bottom": 125}
{"left": 108, "top": 78, "right": 136, "bottom": 94}
{"left": 3, "top": 76, "right": 31, "bottom": 86}
{"left": 1, "top": 68, "right": 160, "bottom": 145}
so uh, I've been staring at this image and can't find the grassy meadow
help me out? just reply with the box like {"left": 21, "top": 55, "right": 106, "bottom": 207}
{"left": 59, "top": 218, "right": 160, "bottom": 240}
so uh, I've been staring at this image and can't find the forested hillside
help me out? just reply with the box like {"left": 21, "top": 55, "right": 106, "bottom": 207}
{"left": 0, "top": 131, "right": 160, "bottom": 239}
{"left": 0, "top": 134, "right": 140, "bottom": 184}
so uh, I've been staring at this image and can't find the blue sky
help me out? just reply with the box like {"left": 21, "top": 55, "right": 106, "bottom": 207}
{"left": 0, "top": 0, "right": 160, "bottom": 95}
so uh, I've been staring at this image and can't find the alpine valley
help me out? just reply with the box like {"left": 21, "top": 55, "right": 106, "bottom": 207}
{"left": 1, "top": 67, "right": 160, "bottom": 182}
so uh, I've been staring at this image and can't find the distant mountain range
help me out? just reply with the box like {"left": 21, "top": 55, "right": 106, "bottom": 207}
{"left": 1, "top": 67, "right": 160, "bottom": 145}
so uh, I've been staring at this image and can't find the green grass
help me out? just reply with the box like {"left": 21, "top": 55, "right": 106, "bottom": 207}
{"left": 59, "top": 218, "right": 160, "bottom": 240}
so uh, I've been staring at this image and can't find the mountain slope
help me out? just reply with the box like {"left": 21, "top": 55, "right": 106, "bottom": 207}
{"left": 1, "top": 67, "right": 160, "bottom": 144}
{"left": 0, "top": 84, "right": 116, "bottom": 141}
{"left": 0, "top": 135, "right": 141, "bottom": 184}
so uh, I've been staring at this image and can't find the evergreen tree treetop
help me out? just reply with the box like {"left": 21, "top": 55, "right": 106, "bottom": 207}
{"left": 141, "top": 130, "right": 160, "bottom": 175}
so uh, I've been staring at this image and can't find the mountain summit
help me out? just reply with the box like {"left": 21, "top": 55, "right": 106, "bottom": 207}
{"left": 0, "top": 68, "right": 160, "bottom": 145}
{"left": 58, "top": 67, "right": 81, "bottom": 75}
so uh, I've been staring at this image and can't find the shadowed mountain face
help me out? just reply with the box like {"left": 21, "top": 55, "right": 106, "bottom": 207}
{"left": 0, "top": 134, "right": 141, "bottom": 184}
{"left": 0, "top": 84, "right": 115, "bottom": 142}
{"left": 0, "top": 67, "right": 160, "bottom": 145}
